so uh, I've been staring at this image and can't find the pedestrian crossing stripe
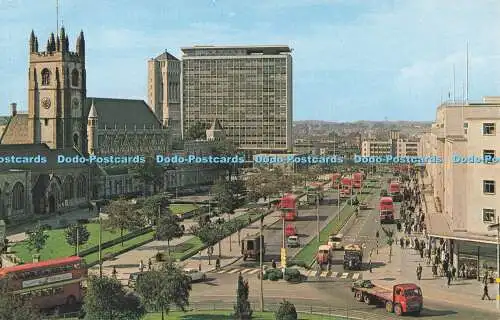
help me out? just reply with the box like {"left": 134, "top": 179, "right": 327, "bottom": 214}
{"left": 212, "top": 267, "right": 360, "bottom": 280}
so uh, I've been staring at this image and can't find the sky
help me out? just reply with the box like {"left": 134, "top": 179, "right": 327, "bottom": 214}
{"left": 1, "top": 0, "right": 500, "bottom": 121}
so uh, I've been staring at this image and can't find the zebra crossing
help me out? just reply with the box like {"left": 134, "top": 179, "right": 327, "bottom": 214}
{"left": 210, "top": 267, "right": 361, "bottom": 281}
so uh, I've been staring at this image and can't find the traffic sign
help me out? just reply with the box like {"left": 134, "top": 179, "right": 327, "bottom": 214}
{"left": 280, "top": 248, "right": 287, "bottom": 268}
{"left": 496, "top": 277, "right": 500, "bottom": 284}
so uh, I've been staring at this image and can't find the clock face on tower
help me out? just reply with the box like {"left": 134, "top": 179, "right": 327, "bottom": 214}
{"left": 41, "top": 97, "right": 51, "bottom": 109}
{"left": 72, "top": 97, "right": 80, "bottom": 108}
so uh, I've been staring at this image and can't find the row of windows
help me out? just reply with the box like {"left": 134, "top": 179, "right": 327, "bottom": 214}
{"left": 463, "top": 122, "right": 496, "bottom": 135}
{"left": 11, "top": 264, "right": 82, "bottom": 281}
{"left": 41, "top": 68, "right": 79, "bottom": 87}
{"left": 482, "top": 208, "right": 496, "bottom": 223}
{"left": 19, "top": 286, "right": 65, "bottom": 299}
{"left": 483, "top": 180, "right": 495, "bottom": 194}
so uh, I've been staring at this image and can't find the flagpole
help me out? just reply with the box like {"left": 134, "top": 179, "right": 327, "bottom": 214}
{"left": 466, "top": 41, "right": 469, "bottom": 102}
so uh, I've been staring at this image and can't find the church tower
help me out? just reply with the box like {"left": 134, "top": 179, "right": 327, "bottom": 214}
{"left": 27, "top": 28, "right": 88, "bottom": 153}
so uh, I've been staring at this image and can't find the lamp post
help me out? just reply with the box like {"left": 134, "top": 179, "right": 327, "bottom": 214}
{"left": 259, "top": 214, "right": 264, "bottom": 312}
{"left": 487, "top": 217, "right": 499, "bottom": 310}
{"left": 316, "top": 192, "right": 320, "bottom": 244}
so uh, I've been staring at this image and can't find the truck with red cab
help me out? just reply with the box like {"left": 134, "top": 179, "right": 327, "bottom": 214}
{"left": 352, "top": 280, "right": 423, "bottom": 316}
{"left": 388, "top": 182, "right": 403, "bottom": 202}
{"left": 379, "top": 197, "right": 394, "bottom": 223}
{"left": 331, "top": 173, "right": 341, "bottom": 188}
{"left": 315, "top": 245, "right": 332, "bottom": 266}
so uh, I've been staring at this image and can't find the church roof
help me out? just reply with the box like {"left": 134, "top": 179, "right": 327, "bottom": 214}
{"left": 154, "top": 50, "right": 179, "bottom": 61}
{"left": 85, "top": 98, "right": 162, "bottom": 129}
{"left": 0, "top": 144, "right": 87, "bottom": 170}
{"left": 0, "top": 114, "right": 31, "bottom": 144}
{"left": 209, "top": 118, "right": 223, "bottom": 130}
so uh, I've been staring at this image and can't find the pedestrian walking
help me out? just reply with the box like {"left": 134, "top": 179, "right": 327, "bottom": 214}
{"left": 148, "top": 258, "right": 152, "bottom": 271}
{"left": 416, "top": 263, "right": 422, "bottom": 280}
{"left": 400, "top": 237, "right": 404, "bottom": 248}
{"left": 419, "top": 248, "right": 424, "bottom": 259}
{"left": 446, "top": 270, "right": 452, "bottom": 286}
{"left": 451, "top": 266, "right": 456, "bottom": 280}
{"left": 139, "top": 260, "right": 144, "bottom": 272}
{"left": 112, "top": 266, "right": 117, "bottom": 278}
{"left": 481, "top": 284, "right": 491, "bottom": 300}
{"left": 271, "top": 259, "right": 276, "bottom": 269}
{"left": 215, "top": 257, "right": 221, "bottom": 270}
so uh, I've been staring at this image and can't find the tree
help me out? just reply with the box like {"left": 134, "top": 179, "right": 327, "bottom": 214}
{"left": 0, "top": 288, "right": 41, "bottom": 320}
{"left": 133, "top": 157, "right": 165, "bottom": 196}
{"left": 381, "top": 227, "right": 395, "bottom": 262}
{"left": 233, "top": 273, "right": 252, "bottom": 319}
{"left": 135, "top": 261, "right": 192, "bottom": 320}
{"left": 211, "top": 178, "right": 240, "bottom": 215}
{"left": 26, "top": 223, "right": 49, "bottom": 260}
{"left": 65, "top": 224, "right": 90, "bottom": 255}
{"left": 190, "top": 223, "right": 221, "bottom": 264}
{"left": 141, "top": 194, "right": 171, "bottom": 225}
{"left": 232, "top": 219, "right": 246, "bottom": 244}
{"left": 186, "top": 121, "right": 210, "bottom": 140}
{"left": 156, "top": 214, "right": 184, "bottom": 255}
{"left": 103, "top": 199, "right": 145, "bottom": 246}
{"left": 210, "top": 139, "right": 241, "bottom": 179}
{"left": 83, "top": 275, "right": 146, "bottom": 320}
{"left": 275, "top": 299, "right": 298, "bottom": 320}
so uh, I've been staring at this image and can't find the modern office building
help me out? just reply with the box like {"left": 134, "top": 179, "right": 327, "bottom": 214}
{"left": 419, "top": 97, "right": 500, "bottom": 272}
{"left": 361, "top": 130, "right": 418, "bottom": 157}
{"left": 147, "top": 51, "right": 182, "bottom": 137}
{"left": 180, "top": 45, "right": 293, "bottom": 155}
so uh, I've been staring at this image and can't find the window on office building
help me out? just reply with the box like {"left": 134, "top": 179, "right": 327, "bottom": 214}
{"left": 483, "top": 180, "right": 495, "bottom": 194}
{"left": 483, "top": 150, "right": 495, "bottom": 163}
{"left": 482, "top": 123, "right": 496, "bottom": 135}
{"left": 482, "top": 208, "right": 496, "bottom": 223}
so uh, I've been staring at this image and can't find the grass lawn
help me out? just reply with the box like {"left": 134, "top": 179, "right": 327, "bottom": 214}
{"left": 169, "top": 204, "right": 199, "bottom": 214}
{"left": 12, "top": 223, "right": 130, "bottom": 263}
{"left": 84, "top": 231, "right": 155, "bottom": 266}
{"left": 144, "top": 311, "right": 342, "bottom": 319}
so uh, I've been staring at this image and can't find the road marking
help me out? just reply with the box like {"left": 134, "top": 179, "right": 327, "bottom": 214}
{"left": 227, "top": 268, "right": 241, "bottom": 274}
{"left": 352, "top": 273, "right": 360, "bottom": 280}
{"left": 216, "top": 269, "right": 228, "bottom": 274}
{"left": 320, "top": 271, "right": 329, "bottom": 277}
{"left": 247, "top": 269, "right": 260, "bottom": 275}
{"left": 330, "top": 271, "right": 338, "bottom": 278}
{"left": 305, "top": 270, "right": 315, "bottom": 277}
{"left": 240, "top": 268, "right": 252, "bottom": 274}
{"left": 341, "top": 273, "right": 349, "bottom": 279}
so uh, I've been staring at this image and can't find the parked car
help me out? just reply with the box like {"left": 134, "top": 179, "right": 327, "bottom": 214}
{"left": 184, "top": 268, "right": 207, "bottom": 282}
{"left": 287, "top": 235, "right": 300, "bottom": 248}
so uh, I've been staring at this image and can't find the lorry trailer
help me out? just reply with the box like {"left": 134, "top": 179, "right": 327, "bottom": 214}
{"left": 352, "top": 280, "right": 423, "bottom": 316}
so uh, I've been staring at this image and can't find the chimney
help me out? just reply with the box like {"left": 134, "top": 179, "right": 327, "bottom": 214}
{"left": 10, "top": 102, "right": 17, "bottom": 116}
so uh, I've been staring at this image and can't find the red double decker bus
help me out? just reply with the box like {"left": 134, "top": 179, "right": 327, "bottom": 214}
{"left": 279, "top": 193, "right": 298, "bottom": 221}
{"left": 0, "top": 256, "right": 87, "bottom": 311}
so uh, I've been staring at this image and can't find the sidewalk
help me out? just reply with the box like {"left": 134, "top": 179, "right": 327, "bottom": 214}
{"left": 365, "top": 242, "right": 498, "bottom": 314}
{"left": 182, "top": 210, "right": 283, "bottom": 272}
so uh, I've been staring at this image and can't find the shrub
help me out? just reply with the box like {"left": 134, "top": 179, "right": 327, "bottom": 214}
{"left": 275, "top": 299, "right": 297, "bottom": 320}
{"left": 155, "top": 252, "right": 165, "bottom": 262}
{"left": 283, "top": 268, "right": 301, "bottom": 282}
{"left": 267, "top": 269, "right": 283, "bottom": 281}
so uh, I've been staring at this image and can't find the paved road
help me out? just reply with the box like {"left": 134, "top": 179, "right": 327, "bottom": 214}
{"left": 233, "top": 190, "right": 345, "bottom": 268}
{"left": 188, "top": 273, "right": 497, "bottom": 320}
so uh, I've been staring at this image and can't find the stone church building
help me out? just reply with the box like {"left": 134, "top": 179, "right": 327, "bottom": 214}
{"left": 0, "top": 28, "right": 222, "bottom": 222}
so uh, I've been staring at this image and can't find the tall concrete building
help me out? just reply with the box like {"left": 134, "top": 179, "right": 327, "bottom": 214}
{"left": 180, "top": 45, "right": 293, "bottom": 155}
{"left": 361, "top": 130, "right": 418, "bottom": 157}
{"left": 147, "top": 51, "right": 181, "bottom": 137}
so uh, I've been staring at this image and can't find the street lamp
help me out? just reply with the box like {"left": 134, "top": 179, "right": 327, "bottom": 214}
{"left": 487, "top": 217, "right": 499, "bottom": 310}
{"left": 316, "top": 191, "right": 320, "bottom": 244}
{"left": 259, "top": 214, "right": 264, "bottom": 312}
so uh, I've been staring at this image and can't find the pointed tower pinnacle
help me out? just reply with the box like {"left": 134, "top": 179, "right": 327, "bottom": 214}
{"left": 76, "top": 30, "right": 85, "bottom": 56}
{"left": 88, "top": 100, "right": 98, "bottom": 118}
{"left": 49, "top": 32, "right": 56, "bottom": 52}
{"left": 29, "top": 30, "right": 36, "bottom": 53}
